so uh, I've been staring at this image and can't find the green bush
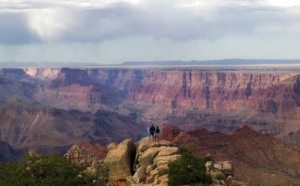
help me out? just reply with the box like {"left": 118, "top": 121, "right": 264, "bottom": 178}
{"left": 203, "top": 155, "right": 213, "bottom": 162}
{"left": 93, "top": 163, "right": 110, "bottom": 186}
{"left": 157, "top": 167, "right": 169, "bottom": 177}
{"left": 168, "top": 148, "right": 212, "bottom": 186}
{"left": 215, "top": 171, "right": 226, "bottom": 180}
{"left": 0, "top": 153, "right": 109, "bottom": 186}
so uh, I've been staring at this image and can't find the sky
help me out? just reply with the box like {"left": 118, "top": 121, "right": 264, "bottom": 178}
{"left": 0, "top": 0, "right": 300, "bottom": 65}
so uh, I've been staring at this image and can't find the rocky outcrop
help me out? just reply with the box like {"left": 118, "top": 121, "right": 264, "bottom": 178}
{"left": 160, "top": 124, "right": 183, "bottom": 142}
{"left": 65, "top": 141, "right": 107, "bottom": 167}
{"left": 131, "top": 140, "right": 179, "bottom": 185}
{"left": 102, "top": 139, "right": 182, "bottom": 186}
{"left": 104, "top": 139, "right": 136, "bottom": 186}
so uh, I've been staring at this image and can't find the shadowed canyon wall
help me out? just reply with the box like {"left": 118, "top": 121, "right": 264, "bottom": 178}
{"left": 2, "top": 67, "right": 300, "bottom": 144}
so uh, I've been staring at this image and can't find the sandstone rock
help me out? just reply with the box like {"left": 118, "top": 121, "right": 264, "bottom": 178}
{"left": 214, "top": 162, "right": 223, "bottom": 171}
{"left": 107, "top": 142, "right": 118, "bottom": 151}
{"left": 104, "top": 139, "right": 136, "bottom": 185}
{"left": 132, "top": 139, "right": 182, "bottom": 185}
{"left": 136, "top": 140, "right": 173, "bottom": 155}
{"left": 146, "top": 175, "right": 155, "bottom": 184}
{"left": 155, "top": 174, "right": 168, "bottom": 186}
{"left": 153, "top": 146, "right": 179, "bottom": 163}
{"left": 222, "top": 161, "right": 233, "bottom": 175}
{"left": 134, "top": 140, "right": 174, "bottom": 171}
{"left": 65, "top": 141, "right": 106, "bottom": 167}
{"left": 132, "top": 166, "right": 147, "bottom": 184}
{"left": 205, "top": 161, "right": 213, "bottom": 172}
{"left": 138, "top": 147, "right": 162, "bottom": 166}
{"left": 150, "top": 168, "right": 158, "bottom": 178}
{"left": 154, "top": 155, "right": 181, "bottom": 166}
{"left": 146, "top": 165, "right": 155, "bottom": 175}
{"left": 220, "top": 180, "right": 226, "bottom": 185}
{"left": 226, "top": 175, "right": 233, "bottom": 186}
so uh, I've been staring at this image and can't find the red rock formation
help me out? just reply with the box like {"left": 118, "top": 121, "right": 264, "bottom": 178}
{"left": 160, "top": 124, "right": 183, "bottom": 141}
{"left": 4, "top": 67, "right": 300, "bottom": 144}
{"left": 65, "top": 141, "right": 107, "bottom": 166}
{"left": 128, "top": 70, "right": 298, "bottom": 112}
{"left": 163, "top": 125, "right": 300, "bottom": 185}
{"left": 74, "top": 141, "right": 108, "bottom": 160}
{"left": 0, "top": 100, "right": 147, "bottom": 149}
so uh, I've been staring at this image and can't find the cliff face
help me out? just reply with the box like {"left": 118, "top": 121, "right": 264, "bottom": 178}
{"left": 0, "top": 100, "right": 147, "bottom": 149}
{"left": 125, "top": 70, "right": 300, "bottom": 141}
{"left": 128, "top": 70, "right": 298, "bottom": 112}
{"left": 27, "top": 68, "right": 300, "bottom": 115}
{"left": 2, "top": 67, "right": 300, "bottom": 145}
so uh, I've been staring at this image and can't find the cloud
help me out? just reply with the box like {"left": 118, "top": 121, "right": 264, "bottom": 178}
{"left": 27, "top": 9, "right": 73, "bottom": 42}
{"left": 1, "top": 0, "right": 300, "bottom": 64}
{"left": 1, "top": 0, "right": 300, "bottom": 45}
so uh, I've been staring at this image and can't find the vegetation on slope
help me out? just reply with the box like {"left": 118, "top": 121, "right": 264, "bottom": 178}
{"left": 0, "top": 153, "right": 109, "bottom": 186}
{"left": 168, "top": 148, "right": 212, "bottom": 186}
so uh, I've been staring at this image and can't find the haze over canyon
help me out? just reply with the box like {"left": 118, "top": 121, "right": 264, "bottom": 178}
{"left": 0, "top": 63, "right": 299, "bottom": 154}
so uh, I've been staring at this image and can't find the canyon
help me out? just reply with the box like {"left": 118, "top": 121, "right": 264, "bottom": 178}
{"left": 160, "top": 124, "right": 300, "bottom": 185}
{"left": 0, "top": 66, "right": 300, "bottom": 153}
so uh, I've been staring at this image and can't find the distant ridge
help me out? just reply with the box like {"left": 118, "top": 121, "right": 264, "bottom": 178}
{"left": 0, "top": 62, "right": 101, "bottom": 68}
{"left": 121, "top": 59, "right": 300, "bottom": 66}
{"left": 1, "top": 59, "right": 300, "bottom": 68}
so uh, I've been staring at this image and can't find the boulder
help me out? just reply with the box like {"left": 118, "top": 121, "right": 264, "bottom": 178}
{"left": 136, "top": 140, "right": 173, "bottom": 155}
{"left": 132, "top": 139, "right": 181, "bottom": 185}
{"left": 223, "top": 161, "right": 233, "bottom": 176}
{"left": 154, "top": 155, "right": 181, "bottom": 166}
{"left": 107, "top": 142, "right": 118, "bottom": 151}
{"left": 134, "top": 140, "right": 174, "bottom": 172}
{"left": 65, "top": 141, "right": 107, "bottom": 167}
{"left": 205, "top": 161, "right": 213, "bottom": 172}
{"left": 153, "top": 146, "right": 179, "bottom": 163}
{"left": 132, "top": 166, "right": 147, "bottom": 183}
{"left": 146, "top": 165, "right": 155, "bottom": 175}
{"left": 104, "top": 139, "right": 136, "bottom": 185}
{"left": 226, "top": 175, "right": 233, "bottom": 186}
{"left": 138, "top": 147, "right": 162, "bottom": 166}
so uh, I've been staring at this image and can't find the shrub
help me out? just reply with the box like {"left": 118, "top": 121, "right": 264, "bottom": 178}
{"left": 93, "top": 163, "right": 110, "bottom": 186}
{"left": 157, "top": 167, "right": 169, "bottom": 177}
{"left": 215, "top": 171, "right": 226, "bottom": 180}
{"left": 203, "top": 155, "right": 213, "bottom": 162}
{"left": 0, "top": 153, "right": 109, "bottom": 186}
{"left": 168, "top": 148, "right": 212, "bottom": 186}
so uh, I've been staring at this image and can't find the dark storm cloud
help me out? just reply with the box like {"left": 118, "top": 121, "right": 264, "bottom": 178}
{"left": 0, "top": 1, "right": 300, "bottom": 44}
{"left": 0, "top": 12, "right": 39, "bottom": 44}
{"left": 64, "top": 3, "right": 299, "bottom": 42}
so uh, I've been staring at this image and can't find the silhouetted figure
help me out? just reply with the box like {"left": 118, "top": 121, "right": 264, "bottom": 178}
{"left": 155, "top": 126, "right": 160, "bottom": 141}
{"left": 149, "top": 125, "right": 155, "bottom": 140}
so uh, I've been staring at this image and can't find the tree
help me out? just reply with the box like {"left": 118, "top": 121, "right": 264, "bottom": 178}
{"left": 0, "top": 153, "right": 109, "bottom": 186}
{"left": 168, "top": 148, "right": 212, "bottom": 186}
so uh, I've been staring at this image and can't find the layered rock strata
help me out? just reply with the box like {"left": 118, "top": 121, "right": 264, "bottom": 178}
{"left": 23, "top": 68, "right": 300, "bottom": 142}
{"left": 1, "top": 67, "right": 300, "bottom": 145}
{"left": 161, "top": 124, "right": 300, "bottom": 185}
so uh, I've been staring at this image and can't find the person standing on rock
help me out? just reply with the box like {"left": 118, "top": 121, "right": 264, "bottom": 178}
{"left": 149, "top": 125, "right": 155, "bottom": 140}
{"left": 155, "top": 126, "right": 160, "bottom": 141}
